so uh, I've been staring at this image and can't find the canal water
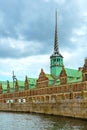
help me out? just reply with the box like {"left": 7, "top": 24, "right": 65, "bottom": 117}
{"left": 0, "top": 112, "right": 87, "bottom": 130}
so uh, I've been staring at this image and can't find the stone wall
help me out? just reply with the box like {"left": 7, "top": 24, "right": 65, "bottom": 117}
{"left": 0, "top": 99, "right": 87, "bottom": 119}
{"left": 0, "top": 80, "right": 87, "bottom": 119}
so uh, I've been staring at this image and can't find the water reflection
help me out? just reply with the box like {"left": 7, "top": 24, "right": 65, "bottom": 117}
{"left": 0, "top": 112, "right": 86, "bottom": 130}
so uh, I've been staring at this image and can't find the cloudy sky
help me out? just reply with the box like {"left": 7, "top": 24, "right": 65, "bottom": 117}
{"left": 0, "top": 0, "right": 87, "bottom": 81}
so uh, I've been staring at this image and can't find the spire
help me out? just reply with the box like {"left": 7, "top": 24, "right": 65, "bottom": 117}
{"left": 50, "top": 10, "right": 63, "bottom": 76}
{"left": 54, "top": 10, "right": 59, "bottom": 54}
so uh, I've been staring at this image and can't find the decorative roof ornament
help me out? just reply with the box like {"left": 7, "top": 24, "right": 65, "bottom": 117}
{"left": 54, "top": 9, "right": 59, "bottom": 54}
{"left": 12, "top": 71, "right": 17, "bottom": 89}
{"left": 51, "top": 9, "right": 63, "bottom": 58}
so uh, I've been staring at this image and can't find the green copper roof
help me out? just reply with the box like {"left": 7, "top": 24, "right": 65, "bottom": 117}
{"left": 1, "top": 77, "right": 37, "bottom": 93}
{"left": 68, "top": 77, "right": 82, "bottom": 83}
{"left": 0, "top": 67, "right": 82, "bottom": 93}
{"left": 47, "top": 67, "right": 82, "bottom": 85}
{"left": 46, "top": 74, "right": 55, "bottom": 86}
{"left": 28, "top": 78, "right": 37, "bottom": 89}
{"left": 18, "top": 80, "right": 24, "bottom": 87}
{"left": 1, "top": 81, "right": 13, "bottom": 90}
{"left": 65, "top": 68, "right": 82, "bottom": 78}
{"left": 46, "top": 74, "right": 54, "bottom": 80}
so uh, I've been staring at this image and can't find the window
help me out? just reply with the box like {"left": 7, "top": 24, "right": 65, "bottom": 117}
{"left": 53, "top": 59, "right": 56, "bottom": 62}
{"left": 57, "top": 58, "right": 60, "bottom": 61}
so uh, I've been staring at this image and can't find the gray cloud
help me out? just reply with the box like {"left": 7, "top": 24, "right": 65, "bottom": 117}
{"left": 0, "top": 38, "right": 46, "bottom": 58}
{"left": 0, "top": 0, "right": 87, "bottom": 58}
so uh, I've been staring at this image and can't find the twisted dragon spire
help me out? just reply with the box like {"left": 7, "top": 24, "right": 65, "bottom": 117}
{"left": 54, "top": 10, "right": 59, "bottom": 54}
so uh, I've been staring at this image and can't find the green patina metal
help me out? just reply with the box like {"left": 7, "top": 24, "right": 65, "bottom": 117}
{"left": 28, "top": 78, "right": 37, "bottom": 89}
{"left": 0, "top": 67, "right": 82, "bottom": 93}
{"left": 1, "top": 77, "right": 37, "bottom": 93}
{"left": 66, "top": 68, "right": 82, "bottom": 83}
{"left": 44, "top": 68, "right": 81, "bottom": 85}
{"left": 50, "top": 55, "right": 63, "bottom": 76}
{"left": 47, "top": 67, "right": 82, "bottom": 86}
{"left": 46, "top": 74, "right": 54, "bottom": 85}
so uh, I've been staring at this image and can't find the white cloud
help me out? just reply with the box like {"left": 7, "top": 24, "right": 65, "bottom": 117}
{"left": 70, "top": 37, "right": 77, "bottom": 42}
{"left": 0, "top": 0, "right": 87, "bottom": 81}
{"left": 0, "top": 72, "right": 11, "bottom": 77}
{"left": 72, "top": 26, "right": 87, "bottom": 36}
{"left": 1, "top": 40, "right": 86, "bottom": 81}
{"left": 0, "top": 54, "right": 50, "bottom": 81}
{"left": 63, "top": 49, "right": 84, "bottom": 70}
